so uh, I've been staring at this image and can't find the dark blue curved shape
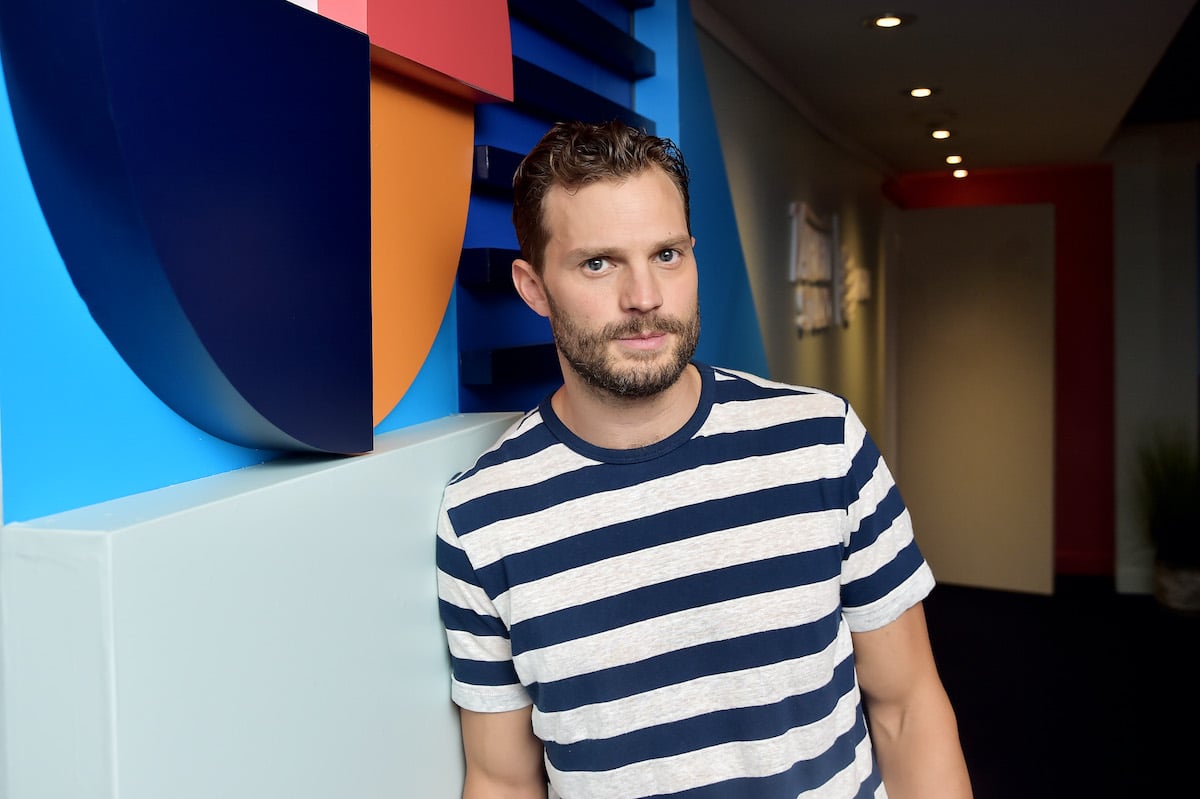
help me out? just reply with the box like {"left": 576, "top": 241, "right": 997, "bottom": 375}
{"left": 0, "top": 0, "right": 372, "bottom": 453}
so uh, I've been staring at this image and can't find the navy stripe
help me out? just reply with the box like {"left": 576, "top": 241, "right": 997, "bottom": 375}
{"left": 645, "top": 705, "right": 876, "bottom": 798}
{"left": 846, "top": 428, "right": 882, "bottom": 497}
{"left": 475, "top": 479, "right": 846, "bottom": 599}
{"left": 435, "top": 535, "right": 479, "bottom": 585}
{"left": 438, "top": 598, "right": 508, "bottom": 638}
{"left": 843, "top": 538, "right": 926, "bottom": 609}
{"left": 528, "top": 609, "right": 842, "bottom": 713}
{"left": 449, "top": 412, "right": 550, "bottom": 484}
{"left": 510, "top": 547, "right": 842, "bottom": 655}
{"left": 449, "top": 415, "right": 845, "bottom": 536}
{"left": 709, "top": 367, "right": 822, "bottom": 405}
{"left": 544, "top": 655, "right": 858, "bottom": 773}
{"left": 846, "top": 484, "right": 906, "bottom": 556}
{"left": 449, "top": 655, "right": 520, "bottom": 687}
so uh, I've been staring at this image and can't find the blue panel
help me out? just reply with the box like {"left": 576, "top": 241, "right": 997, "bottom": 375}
{"left": 0, "top": 27, "right": 273, "bottom": 523}
{"left": 474, "top": 104, "right": 559, "bottom": 154}
{"left": 580, "top": 0, "right": 636, "bottom": 29}
{"left": 510, "top": 18, "right": 633, "bottom": 106}
{"left": 508, "top": 0, "right": 654, "bottom": 80}
{"left": 462, "top": 193, "right": 520, "bottom": 250}
{"left": 456, "top": 290, "right": 551, "bottom": 351}
{"left": 374, "top": 288, "right": 460, "bottom": 434}
{"left": 0, "top": 0, "right": 372, "bottom": 454}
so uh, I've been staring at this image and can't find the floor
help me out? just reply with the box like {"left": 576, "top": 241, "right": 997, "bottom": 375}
{"left": 922, "top": 578, "right": 1198, "bottom": 798}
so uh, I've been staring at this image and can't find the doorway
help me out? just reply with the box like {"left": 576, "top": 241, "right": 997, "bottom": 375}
{"left": 893, "top": 204, "right": 1055, "bottom": 594}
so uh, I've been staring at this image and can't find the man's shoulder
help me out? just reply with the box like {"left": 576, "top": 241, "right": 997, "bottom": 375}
{"left": 443, "top": 409, "right": 549, "bottom": 493}
{"left": 706, "top": 364, "right": 848, "bottom": 413}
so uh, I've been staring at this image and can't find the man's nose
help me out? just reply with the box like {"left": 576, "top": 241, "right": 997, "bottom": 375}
{"left": 621, "top": 264, "right": 663, "bottom": 312}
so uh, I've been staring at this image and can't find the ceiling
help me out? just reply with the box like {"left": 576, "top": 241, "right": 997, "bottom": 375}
{"left": 691, "top": 0, "right": 1199, "bottom": 176}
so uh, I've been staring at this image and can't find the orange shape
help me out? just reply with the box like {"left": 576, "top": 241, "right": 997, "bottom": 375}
{"left": 370, "top": 67, "right": 473, "bottom": 424}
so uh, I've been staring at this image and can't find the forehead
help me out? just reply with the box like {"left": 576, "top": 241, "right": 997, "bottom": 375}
{"left": 541, "top": 168, "right": 686, "bottom": 241}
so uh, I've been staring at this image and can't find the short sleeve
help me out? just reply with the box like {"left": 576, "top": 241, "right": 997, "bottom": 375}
{"left": 839, "top": 403, "right": 934, "bottom": 631}
{"left": 436, "top": 504, "right": 532, "bottom": 712}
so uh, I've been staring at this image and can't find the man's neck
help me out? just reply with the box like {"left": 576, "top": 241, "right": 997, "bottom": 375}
{"left": 550, "top": 364, "right": 702, "bottom": 450}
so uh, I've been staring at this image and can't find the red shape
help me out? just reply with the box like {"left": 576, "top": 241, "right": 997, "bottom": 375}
{"left": 311, "top": 0, "right": 512, "bottom": 102}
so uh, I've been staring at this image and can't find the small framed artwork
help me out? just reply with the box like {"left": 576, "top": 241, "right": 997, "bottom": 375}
{"left": 788, "top": 201, "right": 842, "bottom": 334}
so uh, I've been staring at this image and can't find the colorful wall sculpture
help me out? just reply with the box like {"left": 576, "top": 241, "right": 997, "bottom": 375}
{"left": 0, "top": 0, "right": 767, "bottom": 522}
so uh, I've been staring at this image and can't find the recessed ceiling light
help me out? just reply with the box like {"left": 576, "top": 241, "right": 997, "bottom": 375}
{"left": 946, "top": 155, "right": 963, "bottom": 164}
{"left": 863, "top": 12, "right": 917, "bottom": 29}
{"left": 931, "top": 129, "right": 951, "bottom": 140}
{"left": 953, "top": 169, "right": 969, "bottom": 178}
{"left": 909, "top": 87, "right": 935, "bottom": 98}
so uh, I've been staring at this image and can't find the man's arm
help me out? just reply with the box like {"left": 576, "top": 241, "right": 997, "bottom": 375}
{"left": 459, "top": 706, "right": 547, "bottom": 799}
{"left": 852, "top": 602, "right": 973, "bottom": 799}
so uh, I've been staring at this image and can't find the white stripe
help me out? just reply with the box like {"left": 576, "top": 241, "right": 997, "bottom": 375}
{"left": 536, "top": 622, "right": 854, "bottom": 743}
{"left": 514, "top": 578, "right": 840, "bottom": 683}
{"left": 444, "top": 628, "right": 511, "bottom": 663}
{"left": 701, "top": 390, "right": 845, "bottom": 437}
{"left": 465, "top": 445, "right": 847, "bottom": 568}
{"left": 796, "top": 735, "right": 880, "bottom": 798}
{"left": 503, "top": 509, "right": 845, "bottom": 625}
{"left": 436, "top": 570, "right": 501, "bottom": 620}
{"left": 845, "top": 506, "right": 913, "bottom": 584}
{"left": 845, "top": 456, "right": 897, "bottom": 538}
{"left": 545, "top": 686, "right": 864, "bottom": 798}
{"left": 450, "top": 432, "right": 596, "bottom": 506}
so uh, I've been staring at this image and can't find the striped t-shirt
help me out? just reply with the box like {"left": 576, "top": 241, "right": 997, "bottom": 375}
{"left": 436, "top": 364, "right": 934, "bottom": 798}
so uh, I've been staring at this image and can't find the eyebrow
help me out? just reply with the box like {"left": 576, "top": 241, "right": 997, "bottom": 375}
{"left": 563, "top": 236, "right": 692, "bottom": 264}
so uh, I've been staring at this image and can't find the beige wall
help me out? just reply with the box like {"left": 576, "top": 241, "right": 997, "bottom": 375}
{"left": 1106, "top": 121, "right": 1200, "bottom": 593}
{"left": 695, "top": 28, "right": 894, "bottom": 451}
{"left": 894, "top": 205, "right": 1056, "bottom": 594}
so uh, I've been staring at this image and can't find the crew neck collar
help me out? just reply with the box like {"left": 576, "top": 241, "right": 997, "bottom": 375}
{"left": 538, "top": 362, "right": 715, "bottom": 464}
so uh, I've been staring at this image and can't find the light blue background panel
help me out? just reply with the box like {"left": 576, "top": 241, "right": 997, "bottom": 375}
{"left": 1, "top": 413, "right": 518, "bottom": 799}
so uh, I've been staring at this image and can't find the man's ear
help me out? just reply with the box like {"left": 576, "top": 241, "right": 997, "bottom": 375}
{"left": 512, "top": 258, "right": 550, "bottom": 318}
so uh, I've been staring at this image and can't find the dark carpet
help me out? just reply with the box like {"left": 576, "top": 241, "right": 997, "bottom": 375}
{"left": 922, "top": 577, "right": 1199, "bottom": 798}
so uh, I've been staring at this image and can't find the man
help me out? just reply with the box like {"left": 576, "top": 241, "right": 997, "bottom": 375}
{"left": 436, "top": 120, "right": 972, "bottom": 798}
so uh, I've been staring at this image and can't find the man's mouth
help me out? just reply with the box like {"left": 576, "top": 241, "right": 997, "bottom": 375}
{"left": 617, "top": 331, "right": 667, "bottom": 349}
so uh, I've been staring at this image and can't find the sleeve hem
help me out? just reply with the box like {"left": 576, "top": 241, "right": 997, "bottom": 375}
{"left": 451, "top": 679, "right": 533, "bottom": 714}
{"left": 844, "top": 562, "right": 935, "bottom": 632}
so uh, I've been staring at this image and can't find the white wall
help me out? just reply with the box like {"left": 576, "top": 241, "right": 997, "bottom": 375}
{"left": 1107, "top": 121, "right": 1200, "bottom": 593}
{"left": 1, "top": 412, "right": 517, "bottom": 799}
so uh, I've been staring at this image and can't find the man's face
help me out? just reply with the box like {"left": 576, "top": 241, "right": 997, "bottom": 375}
{"left": 536, "top": 168, "right": 700, "bottom": 399}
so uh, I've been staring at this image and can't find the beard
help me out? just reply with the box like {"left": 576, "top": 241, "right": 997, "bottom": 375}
{"left": 545, "top": 293, "right": 701, "bottom": 399}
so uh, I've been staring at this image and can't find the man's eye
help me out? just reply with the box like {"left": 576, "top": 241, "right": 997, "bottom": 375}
{"left": 583, "top": 258, "right": 607, "bottom": 272}
{"left": 659, "top": 249, "right": 679, "bottom": 263}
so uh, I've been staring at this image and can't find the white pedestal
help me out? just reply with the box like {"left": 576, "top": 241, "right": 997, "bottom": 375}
{"left": 1, "top": 413, "right": 517, "bottom": 799}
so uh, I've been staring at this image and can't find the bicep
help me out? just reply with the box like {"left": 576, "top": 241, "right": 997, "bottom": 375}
{"left": 851, "top": 602, "right": 944, "bottom": 711}
{"left": 460, "top": 705, "right": 547, "bottom": 798}
{"left": 850, "top": 603, "right": 972, "bottom": 797}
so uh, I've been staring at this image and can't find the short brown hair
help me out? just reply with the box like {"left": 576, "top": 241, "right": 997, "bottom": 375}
{"left": 511, "top": 120, "right": 692, "bottom": 272}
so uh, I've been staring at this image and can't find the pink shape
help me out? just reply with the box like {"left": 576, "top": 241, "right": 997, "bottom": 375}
{"left": 313, "top": 0, "right": 512, "bottom": 102}
{"left": 315, "top": 0, "right": 366, "bottom": 32}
